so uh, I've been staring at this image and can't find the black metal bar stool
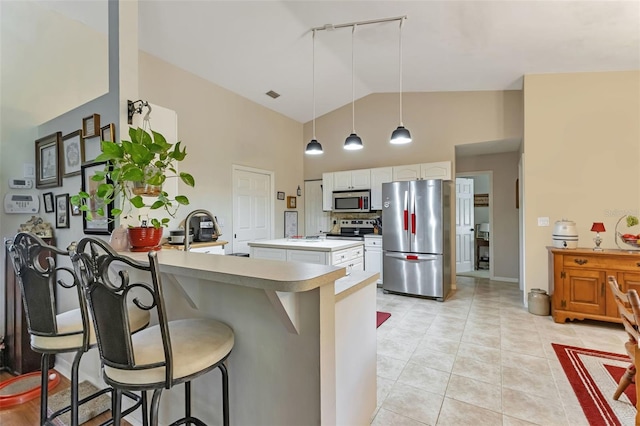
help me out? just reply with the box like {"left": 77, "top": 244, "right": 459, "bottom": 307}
{"left": 7, "top": 232, "right": 149, "bottom": 425}
{"left": 71, "top": 236, "right": 234, "bottom": 426}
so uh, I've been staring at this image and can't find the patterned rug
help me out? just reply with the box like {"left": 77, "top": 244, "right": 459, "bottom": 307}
{"left": 376, "top": 311, "right": 391, "bottom": 328}
{"left": 553, "top": 343, "right": 637, "bottom": 426}
{"left": 47, "top": 381, "right": 111, "bottom": 426}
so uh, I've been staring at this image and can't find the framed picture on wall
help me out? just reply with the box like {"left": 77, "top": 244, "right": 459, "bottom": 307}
{"left": 82, "top": 113, "right": 101, "bottom": 138}
{"left": 474, "top": 193, "right": 489, "bottom": 207}
{"left": 55, "top": 193, "right": 70, "bottom": 229}
{"left": 62, "top": 130, "right": 85, "bottom": 177}
{"left": 287, "top": 196, "right": 296, "bottom": 209}
{"left": 35, "top": 132, "right": 63, "bottom": 188}
{"left": 43, "top": 192, "right": 54, "bottom": 213}
{"left": 81, "top": 161, "right": 114, "bottom": 235}
{"left": 100, "top": 123, "right": 115, "bottom": 142}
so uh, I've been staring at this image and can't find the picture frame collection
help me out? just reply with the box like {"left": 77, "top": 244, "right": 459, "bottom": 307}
{"left": 35, "top": 113, "right": 116, "bottom": 234}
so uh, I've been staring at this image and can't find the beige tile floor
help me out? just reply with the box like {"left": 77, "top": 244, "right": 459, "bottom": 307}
{"left": 372, "top": 275, "right": 632, "bottom": 426}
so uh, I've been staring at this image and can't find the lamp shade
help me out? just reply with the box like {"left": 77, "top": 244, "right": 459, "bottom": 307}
{"left": 590, "top": 222, "right": 606, "bottom": 232}
{"left": 344, "top": 133, "right": 363, "bottom": 150}
{"left": 305, "top": 139, "right": 323, "bottom": 155}
{"left": 390, "top": 126, "right": 412, "bottom": 144}
{"left": 478, "top": 223, "right": 490, "bottom": 233}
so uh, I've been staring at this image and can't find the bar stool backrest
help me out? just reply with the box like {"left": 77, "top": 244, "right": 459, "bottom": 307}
{"left": 71, "top": 237, "right": 174, "bottom": 388}
{"left": 7, "top": 232, "right": 89, "bottom": 349}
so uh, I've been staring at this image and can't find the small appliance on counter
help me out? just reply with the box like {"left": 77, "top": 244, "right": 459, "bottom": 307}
{"left": 552, "top": 219, "right": 578, "bottom": 249}
{"left": 168, "top": 229, "right": 194, "bottom": 245}
{"left": 190, "top": 214, "right": 217, "bottom": 242}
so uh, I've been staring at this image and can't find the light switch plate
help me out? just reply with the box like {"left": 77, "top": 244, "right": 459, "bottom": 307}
{"left": 537, "top": 217, "right": 550, "bottom": 226}
{"left": 24, "top": 163, "right": 35, "bottom": 178}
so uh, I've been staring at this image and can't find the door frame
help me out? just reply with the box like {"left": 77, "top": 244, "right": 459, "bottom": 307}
{"left": 232, "top": 164, "right": 275, "bottom": 254}
{"left": 455, "top": 170, "right": 494, "bottom": 279}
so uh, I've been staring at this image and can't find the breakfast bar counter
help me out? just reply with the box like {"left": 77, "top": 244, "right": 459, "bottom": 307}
{"left": 119, "top": 249, "right": 377, "bottom": 426}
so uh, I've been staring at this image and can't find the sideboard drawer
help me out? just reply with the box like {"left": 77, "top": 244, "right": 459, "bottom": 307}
{"left": 562, "top": 254, "right": 640, "bottom": 271}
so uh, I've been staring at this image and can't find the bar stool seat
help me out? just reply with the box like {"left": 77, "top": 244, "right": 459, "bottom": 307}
{"left": 105, "top": 318, "right": 233, "bottom": 386}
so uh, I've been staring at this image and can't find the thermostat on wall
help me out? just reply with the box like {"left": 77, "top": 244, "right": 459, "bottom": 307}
{"left": 9, "top": 178, "right": 34, "bottom": 189}
{"left": 4, "top": 193, "right": 40, "bottom": 214}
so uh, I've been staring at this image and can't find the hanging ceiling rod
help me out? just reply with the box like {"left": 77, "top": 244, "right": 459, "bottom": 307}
{"left": 311, "top": 15, "right": 407, "bottom": 32}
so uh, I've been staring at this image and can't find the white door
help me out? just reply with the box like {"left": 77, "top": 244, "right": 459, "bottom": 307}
{"left": 304, "top": 180, "right": 331, "bottom": 236}
{"left": 232, "top": 166, "right": 273, "bottom": 254}
{"left": 455, "top": 178, "right": 474, "bottom": 273}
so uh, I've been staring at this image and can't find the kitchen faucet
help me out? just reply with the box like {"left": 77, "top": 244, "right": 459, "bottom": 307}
{"left": 182, "top": 209, "right": 215, "bottom": 252}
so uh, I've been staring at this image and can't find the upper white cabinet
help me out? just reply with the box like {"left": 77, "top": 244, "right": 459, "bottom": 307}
{"left": 392, "top": 164, "right": 421, "bottom": 181}
{"left": 370, "top": 167, "right": 393, "bottom": 210}
{"left": 322, "top": 173, "right": 334, "bottom": 211}
{"left": 333, "top": 169, "right": 371, "bottom": 191}
{"left": 420, "top": 161, "right": 452, "bottom": 180}
{"left": 393, "top": 161, "right": 452, "bottom": 181}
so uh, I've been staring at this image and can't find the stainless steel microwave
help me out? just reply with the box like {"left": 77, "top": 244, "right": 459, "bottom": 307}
{"left": 332, "top": 190, "right": 370, "bottom": 213}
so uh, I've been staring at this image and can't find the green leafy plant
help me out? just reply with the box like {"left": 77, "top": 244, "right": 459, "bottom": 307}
{"left": 71, "top": 127, "right": 195, "bottom": 228}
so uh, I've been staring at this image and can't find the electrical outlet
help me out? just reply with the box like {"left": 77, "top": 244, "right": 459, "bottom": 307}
{"left": 537, "top": 217, "right": 550, "bottom": 226}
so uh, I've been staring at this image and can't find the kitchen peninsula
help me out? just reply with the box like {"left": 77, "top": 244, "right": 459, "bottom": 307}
{"left": 121, "top": 248, "right": 377, "bottom": 425}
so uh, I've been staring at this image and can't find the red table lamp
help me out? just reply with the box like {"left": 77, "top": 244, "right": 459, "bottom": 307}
{"left": 591, "top": 222, "right": 606, "bottom": 251}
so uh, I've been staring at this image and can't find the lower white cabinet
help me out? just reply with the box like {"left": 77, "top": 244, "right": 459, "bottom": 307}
{"left": 364, "top": 235, "right": 383, "bottom": 284}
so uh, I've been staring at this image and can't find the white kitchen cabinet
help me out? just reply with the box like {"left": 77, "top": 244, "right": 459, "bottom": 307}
{"left": 393, "top": 161, "right": 452, "bottom": 181}
{"left": 333, "top": 246, "right": 364, "bottom": 275}
{"left": 333, "top": 169, "right": 371, "bottom": 191}
{"left": 250, "top": 247, "right": 287, "bottom": 261}
{"left": 287, "top": 249, "right": 326, "bottom": 265}
{"left": 421, "top": 161, "right": 452, "bottom": 180}
{"left": 364, "top": 235, "right": 383, "bottom": 284}
{"left": 392, "top": 164, "right": 421, "bottom": 181}
{"left": 322, "top": 172, "right": 333, "bottom": 211}
{"left": 370, "top": 167, "right": 393, "bottom": 210}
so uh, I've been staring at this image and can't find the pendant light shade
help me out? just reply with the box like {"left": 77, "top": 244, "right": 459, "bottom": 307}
{"left": 344, "top": 25, "right": 363, "bottom": 151}
{"left": 305, "top": 29, "right": 323, "bottom": 155}
{"left": 344, "top": 133, "right": 363, "bottom": 150}
{"left": 390, "top": 17, "right": 412, "bottom": 145}
{"left": 305, "top": 139, "right": 323, "bottom": 154}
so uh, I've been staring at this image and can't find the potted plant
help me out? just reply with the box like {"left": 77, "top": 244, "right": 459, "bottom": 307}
{"left": 71, "top": 127, "right": 195, "bottom": 250}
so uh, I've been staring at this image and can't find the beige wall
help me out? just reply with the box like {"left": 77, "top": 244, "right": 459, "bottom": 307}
{"left": 303, "top": 90, "right": 523, "bottom": 179}
{"left": 457, "top": 152, "right": 520, "bottom": 280}
{"left": 523, "top": 70, "right": 640, "bottom": 297}
{"left": 139, "top": 52, "right": 304, "bottom": 251}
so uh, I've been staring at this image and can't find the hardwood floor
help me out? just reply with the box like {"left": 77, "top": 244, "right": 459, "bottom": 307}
{"left": 0, "top": 370, "right": 131, "bottom": 426}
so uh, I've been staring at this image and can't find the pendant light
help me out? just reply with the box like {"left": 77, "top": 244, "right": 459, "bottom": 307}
{"left": 344, "top": 24, "right": 363, "bottom": 151}
{"left": 305, "top": 29, "right": 323, "bottom": 155}
{"left": 390, "top": 17, "right": 412, "bottom": 145}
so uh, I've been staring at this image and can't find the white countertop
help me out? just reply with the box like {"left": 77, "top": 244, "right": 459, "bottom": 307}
{"left": 248, "top": 238, "right": 363, "bottom": 252}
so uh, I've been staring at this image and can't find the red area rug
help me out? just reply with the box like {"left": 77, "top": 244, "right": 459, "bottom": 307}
{"left": 553, "top": 343, "right": 637, "bottom": 426}
{"left": 376, "top": 311, "right": 391, "bottom": 328}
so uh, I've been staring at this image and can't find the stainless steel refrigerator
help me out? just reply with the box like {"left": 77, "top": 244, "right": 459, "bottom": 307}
{"left": 382, "top": 179, "right": 452, "bottom": 301}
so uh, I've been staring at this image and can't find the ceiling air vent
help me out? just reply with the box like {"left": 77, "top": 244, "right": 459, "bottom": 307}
{"left": 265, "top": 90, "right": 280, "bottom": 99}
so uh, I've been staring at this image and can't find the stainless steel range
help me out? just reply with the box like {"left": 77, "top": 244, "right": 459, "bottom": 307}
{"left": 326, "top": 219, "right": 377, "bottom": 241}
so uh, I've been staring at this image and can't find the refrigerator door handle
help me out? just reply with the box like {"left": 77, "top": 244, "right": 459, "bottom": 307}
{"left": 403, "top": 191, "right": 409, "bottom": 231}
{"left": 385, "top": 252, "right": 439, "bottom": 261}
{"left": 411, "top": 192, "right": 416, "bottom": 235}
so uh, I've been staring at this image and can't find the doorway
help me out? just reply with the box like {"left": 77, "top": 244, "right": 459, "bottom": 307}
{"left": 455, "top": 172, "right": 492, "bottom": 279}
{"left": 232, "top": 165, "right": 274, "bottom": 254}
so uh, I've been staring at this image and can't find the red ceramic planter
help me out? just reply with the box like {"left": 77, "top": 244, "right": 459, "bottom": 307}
{"left": 127, "top": 227, "right": 163, "bottom": 252}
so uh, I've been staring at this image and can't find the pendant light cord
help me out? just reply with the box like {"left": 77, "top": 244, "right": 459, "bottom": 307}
{"left": 398, "top": 17, "right": 404, "bottom": 126}
{"left": 312, "top": 29, "right": 316, "bottom": 139}
{"left": 351, "top": 24, "right": 356, "bottom": 133}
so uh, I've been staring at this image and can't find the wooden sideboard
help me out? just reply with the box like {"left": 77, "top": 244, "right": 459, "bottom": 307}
{"left": 548, "top": 247, "right": 640, "bottom": 324}
{"left": 4, "top": 238, "right": 56, "bottom": 374}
